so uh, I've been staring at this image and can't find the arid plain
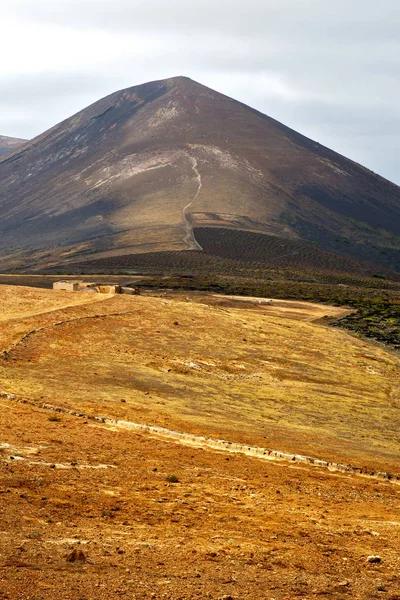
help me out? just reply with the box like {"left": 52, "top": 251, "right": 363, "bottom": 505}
{"left": 1, "top": 284, "right": 400, "bottom": 599}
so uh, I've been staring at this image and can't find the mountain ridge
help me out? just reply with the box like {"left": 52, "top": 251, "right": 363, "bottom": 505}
{"left": 0, "top": 76, "right": 399, "bottom": 272}
{"left": 0, "top": 134, "right": 28, "bottom": 157}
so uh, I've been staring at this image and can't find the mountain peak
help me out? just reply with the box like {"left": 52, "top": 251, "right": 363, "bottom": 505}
{"left": 0, "top": 78, "right": 398, "bottom": 273}
{"left": 115, "top": 74, "right": 211, "bottom": 102}
{"left": 163, "top": 75, "right": 195, "bottom": 83}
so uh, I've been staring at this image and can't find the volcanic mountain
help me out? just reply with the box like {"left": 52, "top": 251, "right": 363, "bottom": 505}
{"left": 0, "top": 135, "right": 27, "bottom": 157}
{"left": 0, "top": 76, "right": 399, "bottom": 273}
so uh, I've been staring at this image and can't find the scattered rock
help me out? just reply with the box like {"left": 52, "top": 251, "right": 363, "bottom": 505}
{"left": 367, "top": 555, "right": 382, "bottom": 564}
{"left": 337, "top": 580, "right": 351, "bottom": 588}
{"left": 66, "top": 548, "right": 86, "bottom": 563}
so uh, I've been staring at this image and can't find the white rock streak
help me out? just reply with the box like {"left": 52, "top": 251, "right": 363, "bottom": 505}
{"left": 182, "top": 155, "right": 203, "bottom": 250}
{"left": 2, "top": 391, "right": 399, "bottom": 485}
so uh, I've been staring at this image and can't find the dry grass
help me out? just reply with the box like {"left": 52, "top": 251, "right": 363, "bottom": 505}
{"left": 1, "top": 389, "right": 400, "bottom": 600}
{"left": 1, "top": 285, "right": 399, "bottom": 471}
{"left": 1, "top": 284, "right": 400, "bottom": 599}
{"left": 0, "top": 283, "right": 108, "bottom": 321}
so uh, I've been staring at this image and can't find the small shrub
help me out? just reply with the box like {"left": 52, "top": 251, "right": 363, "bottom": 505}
{"left": 166, "top": 474, "right": 179, "bottom": 483}
{"left": 48, "top": 415, "right": 61, "bottom": 422}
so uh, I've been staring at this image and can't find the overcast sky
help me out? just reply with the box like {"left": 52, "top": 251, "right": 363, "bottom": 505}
{"left": 1, "top": 0, "right": 399, "bottom": 184}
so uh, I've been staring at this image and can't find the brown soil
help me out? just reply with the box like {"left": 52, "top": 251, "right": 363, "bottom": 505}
{"left": 1, "top": 285, "right": 400, "bottom": 599}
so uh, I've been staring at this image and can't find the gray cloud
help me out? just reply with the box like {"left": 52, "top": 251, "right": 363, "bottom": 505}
{"left": 1, "top": 0, "right": 399, "bottom": 184}
{"left": 6, "top": 0, "right": 400, "bottom": 41}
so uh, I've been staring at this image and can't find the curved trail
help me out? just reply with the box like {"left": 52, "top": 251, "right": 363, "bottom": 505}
{"left": 1, "top": 308, "right": 143, "bottom": 359}
{"left": 1, "top": 291, "right": 114, "bottom": 357}
{"left": 182, "top": 156, "right": 203, "bottom": 250}
{"left": 1, "top": 391, "right": 399, "bottom": 485}
{"left": 0, "top": 294, "right": 112, "bottom": 323}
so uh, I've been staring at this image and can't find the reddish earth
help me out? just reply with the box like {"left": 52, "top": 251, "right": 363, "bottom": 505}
{"left": 1, "top": 396, "right": 400, "bottom": 600}
{"left": 1, "top": 285, "right": 400, "bottom": 599}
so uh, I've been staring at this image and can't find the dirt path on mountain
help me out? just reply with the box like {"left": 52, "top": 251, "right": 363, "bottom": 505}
{"left": 182, "top": 155, "right": 203, "bottom": 250}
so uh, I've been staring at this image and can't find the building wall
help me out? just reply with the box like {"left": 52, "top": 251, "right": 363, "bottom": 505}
{"left": 53, "top": 281, "right": 80, "bottom": 292}
{"left": 53, "top": 281, "right": 124, "bottom": 294}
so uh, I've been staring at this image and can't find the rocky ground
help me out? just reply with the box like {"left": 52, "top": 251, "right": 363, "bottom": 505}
{"left": 1, "top": 396, "right": 400, "bottom": 600}
{"left": 1, "top": 285, "right": 399, "bottom": 599}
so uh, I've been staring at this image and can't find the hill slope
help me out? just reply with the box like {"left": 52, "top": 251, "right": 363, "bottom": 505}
{"left": 0, "top": 135, "right": 27, "bottom": 157}
{"left": 2, "top": 289, "right": 400, "bottom": 599}
{"left": 0, "top": 76, "right": 399, "bottom": 272}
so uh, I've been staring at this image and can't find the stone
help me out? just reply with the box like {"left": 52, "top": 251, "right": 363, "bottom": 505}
{"left": 66, "top": 548, "right": 86, "bottom": 563}
{"left": 367, "top": 555, "right": 382, "bottom": 563}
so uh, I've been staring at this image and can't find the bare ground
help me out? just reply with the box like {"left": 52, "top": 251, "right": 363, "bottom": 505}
{"left": 1, "top": 285, "right": 400, "bottom": 599}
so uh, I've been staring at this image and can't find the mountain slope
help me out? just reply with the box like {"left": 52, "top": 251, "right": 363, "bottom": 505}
{"left": 0, "top": 135, "right": 27, "bottom": 157}
{"left": 0, "top": 76, "right": 399, "bottom": 272}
